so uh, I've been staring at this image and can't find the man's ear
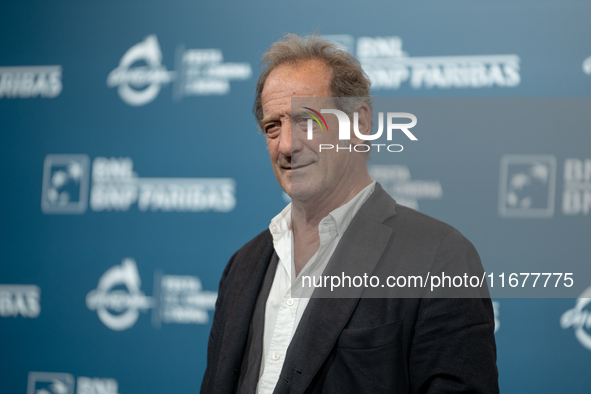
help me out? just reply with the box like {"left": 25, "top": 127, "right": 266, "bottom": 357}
{"left": 350, "top": 102, "right": 371, "bottom": 145}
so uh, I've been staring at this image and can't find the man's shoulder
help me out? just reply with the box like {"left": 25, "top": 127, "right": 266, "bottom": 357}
{"left": 390, "top": 203, "right": 459, "bottom": 237}
{"left": 368, "top": 184, "right": 463, "bottom": 243}
{"left": 218, "top": 229, "right": 272, "bottom": 289}
{"left": 363, "top": 193, "right": 479, "bottom": 274}
{"left": 236, "top": 228, "right": 272, "bottom": 255}
{"left": 227, "top": 228, "right": 272, "bottom": 269}
{"left": 387, "top": 202, "right": 478, "bottom": 261}
{"left": 372, "top": 198, "right": 486, "bottom": 295}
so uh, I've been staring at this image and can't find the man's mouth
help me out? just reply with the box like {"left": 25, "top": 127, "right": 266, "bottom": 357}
{"left": 287, "top": 163, "right": 311, "bottom": 170}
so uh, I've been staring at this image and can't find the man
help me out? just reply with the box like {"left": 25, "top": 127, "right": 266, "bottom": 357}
{"left": 201, "top": 33, "right": 499, "bottom": 394}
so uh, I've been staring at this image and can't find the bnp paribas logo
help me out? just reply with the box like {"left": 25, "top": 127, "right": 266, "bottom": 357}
{"left": 323, "top": 35, "right": 520, "bottom": 90}
{"left": 41, "top": 154, "right": 236, "bottom": 214}
{"left": 41, "top": 154, "right": 90, "bottom": 214}
{"left": 498, "top": 155, "right": 557, "bottom": 218}
{"left": 300, "top": 106, "right": 417, "bottom": 153}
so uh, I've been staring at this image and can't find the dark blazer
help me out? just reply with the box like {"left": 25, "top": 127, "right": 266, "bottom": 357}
{"left": 201, "top": 183, "right": 499, "bottom": 394}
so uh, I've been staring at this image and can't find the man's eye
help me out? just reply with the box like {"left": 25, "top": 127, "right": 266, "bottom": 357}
{"left": 294, "top": 117, "right": 313, "bottom": 131}
{"left": 265, "top": 124, "right": 279, "bottom": 136}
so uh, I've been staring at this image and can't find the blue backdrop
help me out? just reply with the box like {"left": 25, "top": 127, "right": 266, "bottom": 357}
{"left": 1, "top": 1, "right": 591, "bottom": 393}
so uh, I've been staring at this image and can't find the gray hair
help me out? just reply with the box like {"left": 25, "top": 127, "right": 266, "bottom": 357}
{"left": 253, "top": 33, "right": 372, "bottom": 127}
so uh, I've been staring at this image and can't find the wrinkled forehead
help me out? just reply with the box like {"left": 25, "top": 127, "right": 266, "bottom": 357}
{"left": 261, "top": 60, "right": 334, "bottom": 112}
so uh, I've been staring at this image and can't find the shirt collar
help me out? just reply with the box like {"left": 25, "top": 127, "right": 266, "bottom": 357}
{"left": 269, "top": 180, "right": 376, "bottom": 240}
{"left": 269, "top": 202, "right": 292, "bottom": 239}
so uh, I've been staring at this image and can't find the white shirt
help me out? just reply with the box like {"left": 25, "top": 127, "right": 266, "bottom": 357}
{"left": 255, "top": 181, "right": 376, "bottom": 394}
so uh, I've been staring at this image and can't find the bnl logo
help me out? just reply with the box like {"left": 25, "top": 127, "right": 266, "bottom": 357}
{"left": 41, "top": 154, "right": 90, "bottom": 214}
{"left": 27, "top": 372, "right": 119, "bottom": 394}
{"left": 27, "top": 372, "right": 74, "bottom": 394}
{"left": 498, "top": 155, "right": 557, "bottom": 218}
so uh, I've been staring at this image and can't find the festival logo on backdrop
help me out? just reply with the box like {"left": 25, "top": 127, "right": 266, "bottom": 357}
{"left": 561, "top": 285, "right": 591, "bottom": 351}
{"left": 86, "top": 258, "right": 217, "bottom": 331}
{"left": 85, "top": 259, "right": 152, "bottom": 331}
{"left": 107, "top": 35, "right": 174, "bottom": 106}
{"left": 107, "top": 34, "right": 252, "bottom": 106}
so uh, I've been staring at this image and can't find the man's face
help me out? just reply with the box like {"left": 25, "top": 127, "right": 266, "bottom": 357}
{"left": 260, "top": 60, "right": 363, "bottom": 202}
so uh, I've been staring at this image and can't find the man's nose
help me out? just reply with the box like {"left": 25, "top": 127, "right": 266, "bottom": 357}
{"left": 279, "top": 121, "right": 303, "bottom": 158}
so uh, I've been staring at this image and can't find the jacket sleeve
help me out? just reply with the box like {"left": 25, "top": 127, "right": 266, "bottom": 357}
{"left": 409, "top": 231, "right": 499, "bottom": 394}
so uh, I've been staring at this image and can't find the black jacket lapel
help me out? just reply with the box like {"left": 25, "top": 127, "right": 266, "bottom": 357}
{"left": 214, "top": 237, "right": 275, "bottom": 394}
{"left": 274, "top": 183, "right": 397, "bottom": 394}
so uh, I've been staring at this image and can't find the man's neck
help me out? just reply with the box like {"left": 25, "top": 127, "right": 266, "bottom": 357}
{"left": 290, "top": 171, "right": 373, "bottom": 275}
{"left": 291, "top": 175, "right": 372, "bottom": 231}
